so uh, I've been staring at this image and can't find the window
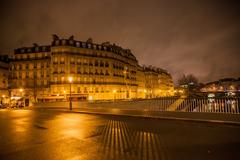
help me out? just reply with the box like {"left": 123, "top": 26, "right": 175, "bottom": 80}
{"left": 100, "top": 61, "right": 104, "bottom": 67}
{"left": 53, "top": 57, "right": 58, "bottom": 64}
{"left": 95, "top": 69, "right": 99, "bottom": 75}
{"left": 53, "top": 67, "right": 58, "bottom": 74}
{"left": 60, "top": 67, "right": 64, "bottom": 73}
{"left": 100, "top": 69, "right": 103, "bottom": 75}
{"left": 26, "top": 71, "right": 29, "bottom": 78}
{"left": 87, "top": 43, "right": 91, "bottom": 48}
{"left": 105, "top": 70, "right": 109, "bottom": 76}
{"left": 41, "top": 70, "right": 44, "bottom": 77}
{"left": 70, "top": 58, "right": 75, "bottom": 64}
{"left": 60, "top": 57, "right": 65, "bottom": 64}
{"left": 77, "top": 59, "right": 81, "bottom": 65}
{"left": 95, "top": 87, "right": 98, "bottom": 93}
{"left": 77, "top": 67, "right": 81, "bottom": 74}
{"left": 54, "top": 77, "right": 57, "bottom": 82}
{"left": 19, "top": 72, "right": 22, "bottom": 79}
{"left": 105, "top": 62, "right": 109, "bottom": 67}
{"left": 61, "top": 76, "right": 65, "bottom": 82}
{"left": 84, "top": 87, "right": 87, "bottom": 93}
{"left": 76, "top": 42, "right": 80, "bottom": 47}
{"left": 77, "top": 87, "right": 81, "bottom": 93}
{"left": 95, "top": 60, "right": 98, "bottom": 66}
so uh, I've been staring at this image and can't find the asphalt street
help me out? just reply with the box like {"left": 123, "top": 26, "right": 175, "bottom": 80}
{"left": 0, "top": 109, "right": 240, "bottom": 160}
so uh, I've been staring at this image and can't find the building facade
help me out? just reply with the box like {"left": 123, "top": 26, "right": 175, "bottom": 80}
{"left": 0, "top": 55, "right": 10, "bottom": 104}
{"left": 201, "top": 78, "right": 240, "bottom": 95}
{"left": 143, "top": 66, "right": 174, "bottom": 98}
{"left": 8, "top": 35, "right": 174, "bottom": 103}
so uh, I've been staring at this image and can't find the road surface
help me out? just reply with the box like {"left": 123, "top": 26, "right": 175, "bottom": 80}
{"left": 0, "top": 109, "right": 240, "bottom": 160}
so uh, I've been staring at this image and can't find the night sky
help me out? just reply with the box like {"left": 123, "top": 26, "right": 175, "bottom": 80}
{"left": 0, "top": 0, "right": 239, "bottom": 83}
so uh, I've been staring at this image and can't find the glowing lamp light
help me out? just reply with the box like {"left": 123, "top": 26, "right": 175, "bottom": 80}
{"left": 68, "top": 77, "right": 73, "bottom": 83}
{"left": 88, "top": 96, "right": 93, "bottom": 101}
{"left": 2, "top": 95, "right": 5, "bottom": 98}
{"left": 179, "top": 90, "right": 184, "bottom": 93}
{"left": 19, "top": 88, "right": 23, "bottom": 92}
{"left": 113, "top": 90, "right": 117, "bottom": 93}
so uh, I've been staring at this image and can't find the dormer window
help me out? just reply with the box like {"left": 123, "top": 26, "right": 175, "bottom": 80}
{"left": 69, "top": 40, "right": 74, "bottom": 45}
{"left": 76, "top": 42, "right": 80, "bottom": 47}
{"left": 56, "top": 40, "right": 60, "bottom": 45}
{"left": 62, "top": 40, "right": 66, "bottom": 45}
{"left": 87, "top": 43, "right": 91, "bottom": 48}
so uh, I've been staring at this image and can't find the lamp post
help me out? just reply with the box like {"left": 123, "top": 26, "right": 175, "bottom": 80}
{"left": 123, "top": 67, "right": 128, "bottom": 99}
{"left": 68, "top": 77, "right": 73, "bottom": 110}
{"left": 19, "top": 88, "right": 23, "bottom": 96}
{"left": 63, "top": 90, "right": 66, "bottom": 101}
{"left": 1, "top": 95, "right": 5, "bottom": 104}
{"left": 113, "top": 89, "right": 116, "bottom": 101}
{"left": 19, "top": 88, "right": 24, "bottom": 107}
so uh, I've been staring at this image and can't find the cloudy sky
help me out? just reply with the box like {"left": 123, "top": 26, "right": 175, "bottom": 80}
{"left": 0, "top": 0, "right": 239, "bottom": 83}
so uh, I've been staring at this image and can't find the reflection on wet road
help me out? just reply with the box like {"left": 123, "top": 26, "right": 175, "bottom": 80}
{"left": 0, "top": 109, "right": 240, "bottom": 160}
{"left": 98, "top": 120, "right": 166, "bottom": 160}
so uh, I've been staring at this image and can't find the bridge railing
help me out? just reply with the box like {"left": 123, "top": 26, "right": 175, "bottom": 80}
{"left": 145, "top": 97, "right": 240, "bottom": 114}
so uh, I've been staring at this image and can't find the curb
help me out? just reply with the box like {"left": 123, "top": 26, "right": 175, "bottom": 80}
{"left": 50, "top": 109, "right": 240, "bottom": 126}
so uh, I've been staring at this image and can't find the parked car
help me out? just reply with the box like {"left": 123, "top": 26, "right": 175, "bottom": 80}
{"left": 0, "top": 104, "right": 8, "bottom": 109}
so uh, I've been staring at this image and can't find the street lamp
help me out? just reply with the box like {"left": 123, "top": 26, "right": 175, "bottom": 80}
{"left": 19, "top": 88, "right": 24, "bottom": 108}
{"left": 63, "top": 90, "right": 66, "bottom": 100}
{"left": 123, "top": 67, "right": 128, "bottom": 99}
{"left": 19, "top": 88, "right": 23, "bottom": 98}
{"left": 113, "top": 89, "right": 116, "bottom": 101}
{"left": 68, "top": 77, "right": 73, "bottom": 110}
{"left": 1, "top": 95, "right": 5, "bottom": 104}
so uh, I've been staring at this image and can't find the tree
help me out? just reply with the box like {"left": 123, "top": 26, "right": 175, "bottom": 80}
{"left": 178, "top": 74, "right": 198, "bottom": 87}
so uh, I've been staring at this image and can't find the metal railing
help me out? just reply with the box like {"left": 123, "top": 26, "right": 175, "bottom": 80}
{"left": 145, "top": 97, "right": 240, "bottom": 114}
{"left": 86, "top": 97, "right": 240, "bottom": 114}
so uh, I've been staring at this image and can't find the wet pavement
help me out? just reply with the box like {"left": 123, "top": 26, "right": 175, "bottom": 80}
{"left": 33, "top": 101, "right": 240, "bottom": 123}
{"left": 0, "top": 109, "right": 240, "bottom": 160}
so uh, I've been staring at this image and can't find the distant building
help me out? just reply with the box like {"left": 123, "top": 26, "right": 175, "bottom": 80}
{"left": 142, "top": 66, "right": 174, "bottom": 98}
{"left": 200, "top": 78, "right": 240, "bottom": 95}
{"left": 0, "top": 55, "right": 10, "bottom": 104}
{"left": 7, "top": 35, "right": 174, "bottom": 103}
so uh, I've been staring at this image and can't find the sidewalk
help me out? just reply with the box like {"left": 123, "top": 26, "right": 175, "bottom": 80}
{"left": 33, "top": 105, "right": 240, "bottom": 126}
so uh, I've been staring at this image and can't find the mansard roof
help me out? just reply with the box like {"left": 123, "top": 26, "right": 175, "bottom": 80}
{"left": 14, "top": 35, "right": 137, "bottom": 62}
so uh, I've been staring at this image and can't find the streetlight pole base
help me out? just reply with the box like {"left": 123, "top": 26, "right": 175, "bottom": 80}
{"left": 69, "top": 100, "right": 72, "bottom": 110}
